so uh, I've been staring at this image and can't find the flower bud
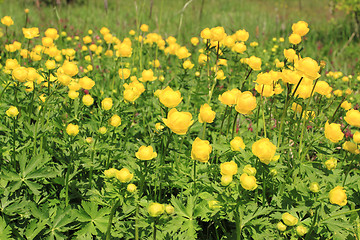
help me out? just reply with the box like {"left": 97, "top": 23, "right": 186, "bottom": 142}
{"left": 127, "top": 183, "right": 137, "bottom": 193}
{"left": 148, "top": 203, "right": 165, "bottom": 217}
{"left": 282, "top": 212, "right": 298, "bottom": 226}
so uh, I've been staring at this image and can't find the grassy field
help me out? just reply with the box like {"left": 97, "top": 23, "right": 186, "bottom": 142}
{"left": 2, "top": 0, "right": 359, "bottom": 72}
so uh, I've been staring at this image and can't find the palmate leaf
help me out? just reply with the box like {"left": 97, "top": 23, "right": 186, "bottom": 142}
{"left": 24, "top": 219, "right": 46, "bottom": 240}
{"left": 75, "top": 201, "right": 110, "bottom": 234}
{"left": 0, "top": 217, "right": 12, "bottom": 240}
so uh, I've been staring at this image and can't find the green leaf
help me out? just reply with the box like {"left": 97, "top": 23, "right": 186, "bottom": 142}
{"left": 0, "top": 217, "right": 12, "bottom": 240}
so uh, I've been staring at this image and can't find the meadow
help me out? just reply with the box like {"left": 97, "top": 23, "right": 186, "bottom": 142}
{"left": 0, "top": 0, "right": 360, "bottom": 239}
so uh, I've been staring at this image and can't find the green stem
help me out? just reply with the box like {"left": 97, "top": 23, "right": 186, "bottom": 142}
{"left": 135, "top": 198, "right": 140, "bottom": 240}
{"left": 232, "top": 112, "right": 239, "bottom": 138}
{"left": 153, "top": 219, "right": 157, "bottom": 240}
{"left": 65, "top": 164, "right": 70, "bottom": 207}
{"left": 343, "top": 155, "right": 356, "bottom": 187}
{"left": 106, "top": 199, "right": 120, "bottom": 240}
{"left": 193, "top": 159, "right": 197, "bottom": 195}
{"left": 219, "top": 106, "right": 229, "bottom": 135}
{"left": 235, "top": 205, "right": 243, "bottom": 240}
{"left": 12, "top": 118, "right": 17, "bottom": 170}
{"left": 0, "top": 81, "right": 11, "bottom": 102}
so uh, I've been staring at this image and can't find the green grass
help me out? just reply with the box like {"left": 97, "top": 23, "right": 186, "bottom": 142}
{"left": 1, "top": 0, "right": 359, "bottom": 72}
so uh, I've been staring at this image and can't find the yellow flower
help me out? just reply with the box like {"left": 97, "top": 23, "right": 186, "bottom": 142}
{"left": 140, "top": 24, "right": 149, "bottom": 32}
{"left": 353, "top": 131, "right": 360, "bottom": 144}
{"left": 230, "top": 137, "right": 245, "bottom": 151}
{"left": 329, "top": 186, "right": 347, "bottom": 206}
{"left": 79, "top": 76, "right": 95, "bottom": 90}
{"left": 183, "top": 60, "right": 194, "bottom": 69}
{"left": 62, "top": 61, "right": 78, "bottom": 77}
{"left": 219, "top": 89, "right": 241, "bottom": 106}
{"left": 135, "top": 146, "right": 157, "bottom": 160}
{"left": 176, "top": 46, "right": 191, "bottom": 59}
{"left": 288, "top": 33, "right": 301, "bottom": 45}
{"left": 235, "top": 91, "right": 257, "bottom": 115}
{"left": 315, "top": 81, "right": 332, "bottom": 96}
{"left": 295, "top": 57, "right": 321, "bottom": 80}
{"left": 162, "top": 108, "right": 193, "bottom": 135}
{"left": 139, "top": 69, "right": 157, "bottom": 82}
{"left": 6, "top": 106, "right": 19, "bottom": 118}
{"left": 101, "top": 98, "right": 113, "bottom": 111}
{"left": 324, "top": 121, "right": 344, "bottom": 143}
{"left": 232, "top": 42, "right": 247, "bottom": 53}
{"left": 325, "top": 158, "right": 337, "bottom": 170}
{"left": 82, "top": 94, "right": 94, "bottom": 106}
{"left": 198, "top": 104, "right": 216, "bottom": 123}
{"left": 291, "top": 103, "right": 303, "bottom": 113}
{"left": 148, "top": 203, "right": 165, "bottom": 217}
{"left": 344, "top": 109, "right": 360, "bottom": 127}
{"left": 115, "top": 168, "right": 133, "bottom": 183}
{"left": 22, "top": 27, "right": 40, "bottom": 39}
{"left": 210, "top": 26, "right": 226, "bottom": 41}
{"left": 220, "top": 161, "right": 238, "bottom": 176}
{"left": 98, "top": 126, "right": 107, "bottom": 134}
{"left": 243, "top": 165, "right": 256, "bottom": 176}
{"left": 201, "top": 28, "right": 212, "bottom": 39}
{"left": 277, "top": 222, "right": 287, "bottom": 231}
{"left": 240, "top": 173, "right": 258, "bottom": 191}
{"left": 296, "top": 225, "right": 308, "bottom": 236}
{"left": 42, "top": 37, "right": 54, "bottom": 47}
{"left": 109, "top": 114, "right": 121, "bottom": 127}
{"left": 45, "top": 60, "right": 56, "bottom": 70}
{"left": 342, "top": 141, "right": 359, "bottom": 154}
{"left": 292, "top": 21, "right": 309, "bottom": 36}
{"left": 127, "top": 183, "right": 137, "bottom": 193}
{"left": 1, "top": 16, "right": 14, "bottom": 26}
{"left": 118, "top": 68, "right": 131, "bottom": 80}
{"left": 252, "top": 138, "right": 276, "bottom": 164}
{"left": 157, "top": 86, "right": 183, "bottom": 108}
{"left": 5, "top": 59, "right": 19, "bottom": 70}
{"left": 191, "top": 137, "right": 212, "bottom": 163}
{"left": 341, "top": 101, "right": 352, "bottom": 111}
{"left": 247, "top": 56, "right": 261, "bottom": 71}
{"left": 309, "top": 182, "right": 320, "bottom": 193}
{"left": 220, "top": 175, "right": 233, "bottom": 186}
{"left": 12, "top": 67, "right": 28, "bottom": 82}
{"left": 45, "top": 28, "right": 59, "bottom": 40}
{"left": 235, "top": 29, "right": 249, "bottom": 42}
{"left": 104, "top": 168, "right": 118, "bottom": 178}
{"left": 283, "top": 49, "right": 298, "bottom": 62}
{"left": 165, "top": 205, "right": 175, "bottom": 215}
{"left": 216, "top": 69, "right": 226, "bottom": 80}
{"left": 191, "top": 37, "right": 199, "bottom": 46}
{"left": 66, "top": 123, "right": 79, "bottom": 136}
{"left": 208, "top": 200, "right": 221, "bottom": 210}
{"left": 282, "top": 213, "right": 298, "bottom": 226}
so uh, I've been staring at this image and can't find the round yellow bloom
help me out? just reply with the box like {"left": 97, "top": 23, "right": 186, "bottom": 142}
{"left": 240, "top": 173, "right": 258, "bottom": 190}
{"left": 232, "top": 42, "right": 247, "bottom": 53}
{"left": 252, "top": 138, "right": 276, "bottom": 164}
{"left": 79, "top": 76, "right": 95, "bottom": 90}
{"left": 201, "top": 28, "right": 212, "bottom": 39}
{"left": 344, "top": 109, "right": 360, "bottom": 127}
{"left": 68, "top": 90, "right": 79, "bottom": 99}
{"left": 288, "top": 33, "right": 301, "bottom": 45}
{"left": 1, "top": 16, "right": 14, "bottom": 26}
{"left": 353, "top": 131, "right": 360, "bottom": 144}
{"left": 220, "top": 175, "right": 233, "bottom": 186}
{"left": 139, "top": 69, "right": 157, "bottom": 82}
{"left": 127, "top": 183, "right": 137, "bottom": 193}
{"left": 235, "top": 29, "right": 249, "bottom": 41}
{"left": 309, "top": 182, "right": 320, "bottom": 193}
{"left": 315, "top": 81, "right": 332, "bottom": 96}
{"left": 6, "top": 106, "right": 19, "bottom": 118}
{"left": 12, "top": 67, "right": 28, "bottom": 82}
{"left": 148, "top": 203, "right": 165, "bottom": 217}
{"left": 329, "top": 186, "right": 347, "bottom": 206}
{"left": 66, "top": 123, "right": 79, "bottom": 136}
{"left": 235, "top": 91, "right": 257, "bottom": 115}
{"left": 210, "top": 26, "right": 226, "bottom": 41}
{"left": 292, "top": 21, "right": 309, "bottom": 36}
{"left": 296, "top": 225, "right": 308, "bottom": 236}
{"left": 176, "top": 46, "right": 191, "bottom": 59}
{"left": 247, "top": 56, "right": 261, "bottom": 71}
{"left": 98, "top": 127, "right": 107, "bottom": 134}
{"left": 82, "top": 94, "right": 94, "bottom": 106}
{"left": 115, "top": 168, "right": 133, "bottom": 183}
{"left": 282, "top": 213, "right": 298, "bottom": 226}
{"left": 5, "top": 59, "right": 19, "bottom": 70}
{"left": 45, "top": 28, "right": 59, "bottom": 40}
{"left": 22, "top": 27, "right": 40, "bottom": 39}
{"left": 324, "top": 121, "right": 344, "bottom": 143}
{"left": 325, "top": 158, "right": 337, "bottom": 170}
{"left": 162, "top": 108, "right": 193, "bottom": 135}
{"left": 220, "top": 161, "right": 238, "bottom": 176}
{"left": 283, "top": 49, "right": 297, "bottom": 62}
{"left": 118, "top": 68, "right": 131, "bottom": 80}
{"left": 85, "top": 137, "right": 93, "bottom": 144}
{"left": 230, "top": 137, "right": 245, "bottom": 151}
{"left": 104, "top": 168, "right": 118, "bottom": 178}
{"left": 157, "top": 86, "right": 183, "bottom": 108}
{"left": 140, "top": 24, "right": 149, "bottom": 32}
{"left": 109, "top": 114, "right": 121, "bottom": 127}
{"left": 341, "top": 101, "right": 352, "bottom": 111}
{"left": 165, "top": 205, "right": 175, "bottom": 215}
{"left": 45, "top": 60, "right": 56, "bottom": 70}
{"left": 183, "top": 60, "right": 194, "bottom": 69}
{"left": 135, "top": 146, "right": 157, "bottom": 160}
{"left": 295, "top": 57, "right": 321, "bottom": 80}
{"left": 291, "top": 103, "right": 303, "bottom": 113}
{"left": 191, "top": 37, "right": 199, "bottom": 46}
{"left": 191, "top": 137, "right": 212, "bottom": 163}
{"left": 62, "top": 61, "right": 78, "bottom": 77}
{"left": 277, "top": 222, "right": 287, "bottom": 231}
{"left": 198, "top": 104, "right": 216, "bottom": 123}
{"left": 342, "top": 141, "right": 358, "bottom": 154}
{"left": 218, "top": 89, "right": 241, "bottom": 106}
{"left": 101, "top": 98, "right": 113, "bottom": 110}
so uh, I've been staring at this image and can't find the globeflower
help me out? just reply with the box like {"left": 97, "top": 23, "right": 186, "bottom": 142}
{"left": 101, "top": 98, "right": 113, "bottom": 110}
{"left": 240, "top": 173, "right": 258, "bottom": 190}
{"left": 66, "top": 123, "right": 79, "bottom": 136}
{"left": 324, "top": 121, "right": 344, "bottom": 143}
{"left": 220, "top": 161, "right": 238, "bottom": 176}
{"left": 210, "top": 26, "right": 226, "bottom": 42}
{"left": 252, "top": 138, "right": 277, "bottom": 164}
{"left": 176, "top": 46, "right": 191, "bottom": 59}
{"left": 22, "top": 27, "right": 40, "bottom": 39}
{"left": 109, "top": 114, "right": 121, "bottom": 127}
{"left": 1, "top": 16, "right": 14, "bottom": 26}
{"left": 82, "top": 95, "right": 94, "bottom": 106}
{"left": 329, "top": 186, "right": 347, "bottom": 206}
{"left": 219, "top": 89, "right": 241, "bottom": 106}
{"left": 156, "top": 86, "right": 183, "bottom": 108}
{"left": 139, "top": 69, "right": 157, "bottom": 82}
{"left": 79, "top": 76, "right": 95, "bottom": 90}
{"left": 235, "top": 91, "right": 257, "bottom": 115}
{"left": 115, "top": 168, "right": 133, "bottom": 183}
{"left": 12, "top": 67, "right": 28, "bottom": 82}
{"left": 292, "top": 21, "right": 309, "bottom": 36}
{"left": 247, "top": 56, "right": 261, "bottom": 71}
{"left": 191, "top": 137, "right": 212, "bottom": 163}
{"left": 288, "top": 33, "right": 301, "bottom": 45}
{"left": 230, "top": 137, "right": 245, "bottom": 151}
{"left": 295, "top": 57, "right": 321, "bottom": 80}
{"left": 62, "top": 61, "right": 79, "bottom": 77}
{"left": 325, "top": 158, "right": 337, "bottom": 170}
{"left": 6, "top": 106, "right": 19, "bottom": 118}
{"left": 198, "top": 104, "right": 216, "bottom": 123}
{"left": 148, "top": 203, "right": 165, "bottom": 217}
{"left": 135, "top": 146, "right": 157, "bottom": 160}
{"left": 344, "top": 109, "right": 360, "bottom": 127}
{"left": 282, "top": 213, "right": 298, "bottom": 226}
{"left": 221, "top": 175, "right": 233, "bottom": 186}
{"left": 162, "top": 108, "right": 193, "bottom": 135}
